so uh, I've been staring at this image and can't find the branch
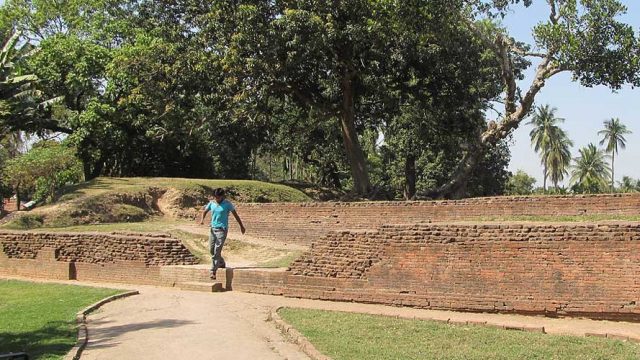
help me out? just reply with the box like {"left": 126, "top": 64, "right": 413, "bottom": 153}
{"left": 496, "top": 34, "right": 518, "bottom": 116}
{"left": 549, "top": 0, "right": 561, "bottom": 24}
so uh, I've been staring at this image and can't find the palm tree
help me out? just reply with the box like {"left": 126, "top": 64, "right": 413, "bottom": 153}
{"left": 527, "top": 104, "right": 566, "bottom": 190}
{"left": 0, "top": 31, "right": 39, "bottom": 109}
{"left": 598, "top": 118, "right": 631, "bottom": 191}
{"left": 619, "top": 176, "right": 639, "bottom": 193}
{"left": 570, "top": 143, "right": 611, "bottom": 193}
{"left": 544, "top": 126, "right": 573, "bottom": 190}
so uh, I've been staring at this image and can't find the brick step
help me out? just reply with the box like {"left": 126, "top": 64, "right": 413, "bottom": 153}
{"left": 177, "top": 281, "right": 224, "bottom": 292}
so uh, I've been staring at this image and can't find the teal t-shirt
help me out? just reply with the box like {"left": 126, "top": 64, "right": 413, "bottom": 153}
{"left": 204, "top": 200, "right": 235, "bottom": 229}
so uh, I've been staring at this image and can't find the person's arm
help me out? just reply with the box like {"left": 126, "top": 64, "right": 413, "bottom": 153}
{"left": 231, "top": 210, "right": 246, "bottom": 234}
{"left": 199, "top": 203, "right": 210, "bottom": 225}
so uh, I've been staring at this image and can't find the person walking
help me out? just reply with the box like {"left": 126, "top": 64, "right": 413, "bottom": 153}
{"left": 199, "top": 188, "right": 246, "bottom": 280}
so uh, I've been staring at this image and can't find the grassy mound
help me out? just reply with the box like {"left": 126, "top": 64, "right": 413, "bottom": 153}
{"left": 3, "top": 177, "right": 311, "bottom": 230}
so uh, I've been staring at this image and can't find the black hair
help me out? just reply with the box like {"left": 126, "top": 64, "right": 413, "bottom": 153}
{"left": 213, "top": 188, "right": 226, "bottom": 197}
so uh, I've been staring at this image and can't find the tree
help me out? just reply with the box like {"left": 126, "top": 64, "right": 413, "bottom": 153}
{"left": 598, "top": 118, "right": 631, "bottom": 190}
{"left": 544, "top": 127, "right": 573, "bottom": 191}
{"left": 3, "top": 141, "right": 82, "bottom": 208}
{"left": 1, "top": 0, "right": 258, "bottom": 180}
{"left": 434, "top": 0, "right": 640, "bottom": 198}
{"left": 221, "top": 0, "right": 507, "bottom": 197}
{"left": 505, "top": 170, "right": 537, "bottom": 195}
{"left": 528, "top": 105, "right": 565, "bottom": 190}
{"left": 570, "top": 143, "right": 610, "bottom": 194}
{"left": 619, "top": 176, "right": 640, "bottom": 193}
{"left": 0, "top": 30, "right": 51, "bottom": 147}
{"left": 378, "top": 1, "right": 503, "bottom": 200}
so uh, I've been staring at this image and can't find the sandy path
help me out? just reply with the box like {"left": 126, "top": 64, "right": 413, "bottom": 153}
{"left": 81, "top": 287, "right": 310, "bottom": 360}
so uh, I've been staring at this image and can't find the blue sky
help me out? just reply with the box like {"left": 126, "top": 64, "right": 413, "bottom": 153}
{"left": 502, "top": 1, "right": 640, "bottom": 187}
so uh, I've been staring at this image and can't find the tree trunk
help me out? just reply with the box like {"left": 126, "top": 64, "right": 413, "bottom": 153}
{"left": 404, "top": 154, "right": 416, "bottom": 200}
{"left": 90, "top": 159, "right": 104, "bottom": 180}
{"left": 427, "top": 140, "right": 483, "bottom": 199}
{"left": 543, "top": 166, "right": 547, "bottom": 191}
{"left": 16, "top": 183, "right": 21, "bottom": 211}
{"left": 330, "top": 166, "right": 341, "bottom": 189}
{"left": 340, "top": 75, "right": 370, "bottom": 195}
{"left": 611, "top": 152, "right": 615, "bottom": 191}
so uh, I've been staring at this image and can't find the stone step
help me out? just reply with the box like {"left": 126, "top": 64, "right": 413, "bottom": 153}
{"left": 177, "top": 281, "right": 224, "bottom": 292}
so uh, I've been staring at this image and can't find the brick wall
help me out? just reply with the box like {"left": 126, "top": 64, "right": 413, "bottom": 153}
{"left": 227, "top": 193, "right": 640, "bottom": 244}
{"left": 256, "top": 222, "right": 640, "bottom": 321}
{"left": 0, "top": 231, "right": 198, "bottom": 265}
{"left": 0, "top": 231, "right": 198, "bottom": 284}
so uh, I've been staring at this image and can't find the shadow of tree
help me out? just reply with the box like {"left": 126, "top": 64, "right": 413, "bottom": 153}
{"left": 0, "top": 320, "right": 76, "bottom": 359}
{"left": 86, "top": 319, "right": 195, "bottom": 350}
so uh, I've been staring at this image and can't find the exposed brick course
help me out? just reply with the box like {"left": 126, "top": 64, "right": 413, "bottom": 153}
{"left": 228, "top": 193, "right": 640, "bottom": 244}
{"left": 0, "top": 231, "right": 198, "bottom": 284}
{"left": 0, "top": 231, "right": 198, "bottom": 266}
{"left": 277, "top": 222, "right": 640, "bottom": 320}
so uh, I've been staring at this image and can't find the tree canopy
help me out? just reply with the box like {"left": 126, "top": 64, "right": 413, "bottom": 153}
{"left": 0, "top": 0, "right": 638, "bottom": 199}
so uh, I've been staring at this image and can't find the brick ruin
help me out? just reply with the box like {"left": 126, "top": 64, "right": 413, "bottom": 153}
{"left": 1, "top": 193, "right": 640, "bottom": 321}
{"left": 0, "top": 231, "right": 198, "bottom": 283}
{"left": 277, "top": 223, "right": 640, "bottom": 320}
{"left": 228, "top": 193, "right": 640, "bottom": 244}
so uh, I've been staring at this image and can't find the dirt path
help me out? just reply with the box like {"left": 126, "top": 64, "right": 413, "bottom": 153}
{"left": 175, "top": 223, "right": 308, "bottom": 269}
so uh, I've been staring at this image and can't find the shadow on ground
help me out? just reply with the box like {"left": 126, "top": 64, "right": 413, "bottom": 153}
{"left": 86, "top": 319, "right": 195, "bottom": 350}
{"left": 0, "top": 320, "right": 76, "bottom": 359}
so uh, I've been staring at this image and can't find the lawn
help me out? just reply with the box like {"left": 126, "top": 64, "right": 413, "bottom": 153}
{"left": 278, "top": 308, "right": 640, "bottom": 360}
{"left": 0, "top": 280, "right": 122, "bottom": 359}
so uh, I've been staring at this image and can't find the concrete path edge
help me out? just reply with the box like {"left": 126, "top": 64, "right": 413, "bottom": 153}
{"left": 63, "top": 290, "right": 140, "bottom": 360}
{"left": 270, "top": 307, "right": 332, "bottom": 360}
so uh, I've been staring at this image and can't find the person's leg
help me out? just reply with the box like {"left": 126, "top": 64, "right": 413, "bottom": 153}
{"left": 211, "top": 228, "right": 227, "bottom": 278}
{"left": 209, "top": 228, "right": 216, "bottom": 278}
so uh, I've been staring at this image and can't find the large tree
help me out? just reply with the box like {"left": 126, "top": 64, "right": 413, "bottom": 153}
{"left": 434, "top": 0, "right": 640, "bottom": 198}
{"left": 219, "top": 0, "right": 507, "bottom": 197}
{"left": 598, "top": 117, "right": 631, "bottom": 190}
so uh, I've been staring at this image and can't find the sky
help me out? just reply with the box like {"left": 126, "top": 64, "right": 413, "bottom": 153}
{"left": 501, "top": 1, "right": 640, "bottom": 187}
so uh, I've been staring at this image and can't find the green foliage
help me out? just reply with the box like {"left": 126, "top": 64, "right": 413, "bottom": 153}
{"left": 505, "top": 170, "right": 537, "bottom": 196}
{"left": 570, "top": 143, "right": 611, "bottom": 194}
{"left": 0, "top": 0, "right": 638, "bottom": 198}
{"left": 618, "top": 176, "right": 640, "bottom": 193}
{"left": 527, "top": 105, "right": 573, "bottom": 190}
{"left": 5, "top": 212, "right": 43, "bottom": 229}
{"left": 598, "top": 118, "right": 632, "bottom": 190}
{"left": 3, "top": 141, "right": 83, "bottom": 202}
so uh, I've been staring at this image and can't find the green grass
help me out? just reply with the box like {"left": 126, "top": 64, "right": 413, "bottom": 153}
{"left": 57, "top": 177, "right": 312, "bottom": 203}
{"left": 25, "top": 218, "right": 184, "bottom": 233}
{"left": 257, "top": 250, "right": 303, "bottom": 268}
{"left": 0, "top": 280, "right": 122, "bottom": 359}
{"left": 278, "top": 308, "right": 640, "bottom": 360}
